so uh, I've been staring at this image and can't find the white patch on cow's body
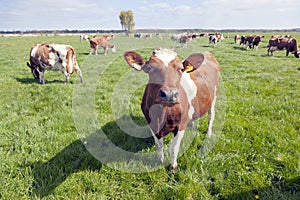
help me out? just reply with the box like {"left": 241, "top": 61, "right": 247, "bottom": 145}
{"left": 169, "top": 130, "right": 185, "bottom": 171}
{"left": 31, "top": 45, "right": 39, "bottom": 57}
{"left": 153, "top": 48, "right": 177, "bottom": 67}
{"left": 47, "top": 44, "right": 69, "bottom": 70}
{"left": 180, "top": 72, "right": 197, "bottom": 119}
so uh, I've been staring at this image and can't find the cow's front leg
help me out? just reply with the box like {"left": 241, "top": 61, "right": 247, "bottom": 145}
{"left": 169, "top": 130, "right": 184, "bottom": 172}
{"left": 150, "top": 129, "right": 164, "bottom": 163}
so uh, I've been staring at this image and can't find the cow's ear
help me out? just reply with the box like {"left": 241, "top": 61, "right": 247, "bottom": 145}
{"left": 124, "top": 51, "right": 145, "bottom": 71}
{"left": 182, "top": 53, "right": 204, "bottom": 73}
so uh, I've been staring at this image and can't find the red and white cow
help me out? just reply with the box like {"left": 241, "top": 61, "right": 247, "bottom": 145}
{"left": 89, "top": 35, "right": 116, "bottom": 55}
{"left": 234, "top": 35, "right": 241, "bottom": 44}
{"left": 27, "top": 43, "right": 83, "bottom": 84}
{"left": 124, "top": 48, "right": 220, "bottom": 172}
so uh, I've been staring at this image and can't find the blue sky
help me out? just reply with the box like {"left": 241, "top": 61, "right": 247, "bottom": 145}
{"left": 1, "top": 0, "right": 299, "bottom": 31}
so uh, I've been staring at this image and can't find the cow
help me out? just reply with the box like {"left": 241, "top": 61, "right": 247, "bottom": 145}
{"left": 80, "top": 34, "right": 89, "bottom": 41}
{"left": 171, "top": 34, "right": 182, "bottom": 41}
{"left": 97, "top": 40, "right": 116, "bottom": 55}
{"left": 240, "top": 35, "right": 247, "bottom": 46}
{"left": 88, "top": 35, "right": 115, "bottom": 55}
{"left": 27, "top": 43, "right": 83, "bottom": 84}
{"left": 234, "top": 35, "right": 241, "bottom": 44}
{"left": 245, "top": 35, "right": 264, "bottom": 50}
{"left": 209, "top": 33, "right": 224, "bottom": 47}
{"left": 267, "top": 36, "right": 300, "bottom": 58}
{"left": 179, "top": 35, "right": 192, "bottom": 46}
{"left": 124, "top": 48, "right": 220, "bottom": 172}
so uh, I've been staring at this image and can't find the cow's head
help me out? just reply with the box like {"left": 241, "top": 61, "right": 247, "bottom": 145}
{"left": 294, "top": 50, "right": 300, "bottom": 58}
{"left": 124, "top": 48, "right": 204, "bottom": 105}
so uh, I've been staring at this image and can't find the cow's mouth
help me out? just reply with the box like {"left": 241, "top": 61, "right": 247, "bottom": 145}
{"left": 161, "top": 100, "right": 179, "bottom": 106}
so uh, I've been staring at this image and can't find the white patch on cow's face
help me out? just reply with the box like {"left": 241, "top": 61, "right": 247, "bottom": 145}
{"left": 153, "top": 48, "right": 177, "bottom": 67}
{"left": 133, "top": 63, "right": 142, "bottom": 70}
{"left": 180, "top": 72, "right": 197, "bottom": 119}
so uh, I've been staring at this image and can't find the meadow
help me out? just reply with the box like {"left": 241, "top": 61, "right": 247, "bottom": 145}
{"left": 0, "top": 32, "right": 299, "bottom": 199}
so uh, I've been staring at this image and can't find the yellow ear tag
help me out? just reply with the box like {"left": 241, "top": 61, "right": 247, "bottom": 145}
{"left": 185, "top": 64, "right": 194, "bottom": 72}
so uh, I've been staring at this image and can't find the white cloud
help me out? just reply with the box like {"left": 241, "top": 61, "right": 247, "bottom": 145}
{"left": 1, "top": 0, "right": 300, "bottom": 30}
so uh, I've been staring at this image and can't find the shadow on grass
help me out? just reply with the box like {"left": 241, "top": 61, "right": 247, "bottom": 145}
{"left": 233, "top": 46, "right": 247, "bottom": 51}
{"left": 31, "top": 115, "right": 154, "bottom": 198}
{"left": 15, "top": 77, "right": 65, "bottom": 84}
{"left": 31, "top": 139, "right": 102, "bottom": 198}
{"left": 219, "top": 176, "right": 300, "bottom": 200}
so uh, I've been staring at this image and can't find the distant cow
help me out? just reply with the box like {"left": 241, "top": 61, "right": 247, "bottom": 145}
{"left": 80, "top": 34, "right": 89, "bottom": 41}
{"left": 89, "top": 35, "right": 115, "bottom": 55}
{"left": 267, "top": 36, "right": 300, "bottom": 58}
{"left": 97, "top": 40, "right": 116, "bottom": 55}
{"left": 240, "top": 35, "right": 247, "bottom": 46}
{"left": 234, "top": 35, "right": 241, "bottom": 44}
{"left": 209, "top": 33, "right": 224, "bottom": 46}
{"left": 179, "top": 35, "right": 192, "bottom": 46}
{"left": 27, "top": 43, "right": 83, "bottom": 84}
{"left": 124, "top": 48, "right": 220, "bottom": 172}
{"left": 245, "top": 35, "right": 264, "bottom": 50}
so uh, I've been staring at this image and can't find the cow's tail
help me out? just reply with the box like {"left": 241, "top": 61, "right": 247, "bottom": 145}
{"left": 70, "top": 47, "right": 83, "bottom": 83}
{"left": 27, "top": 62, "right": 31, "bottom": 68}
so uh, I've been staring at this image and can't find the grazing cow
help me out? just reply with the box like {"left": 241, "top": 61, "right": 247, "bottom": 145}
{"left": 124, "top": 48, "right": 220, "bottom": 172}
{"left": 27, "top": 43, "right": 83, "bottom": 84}
{"left": 89, "top": 35, "right": 115, "bottom": 55}
{"left": 80, "top": 34, "right": 89, "bottom": 41}
{"left": 97, "top": 40, "right": 116, "bottom": 55}
{"left": 179, "top": 35, "right": 192, "bottom": 46}
{"left": 171, "top": 34, "right": 182, "bottom": 41}
{"left": 240, "top": 35, "right": 247, "bottom": 46}
{"left": 234, "top": 35, "right": 241, "bottom": 44}
{"left": 267, "top": 36, "right": 300, "bottom": 58}
{"left": 245, "top": 35, "right": 264, "bottom": 50}
{"left": 209, "top": 33, "right": 224, "bottom": 47}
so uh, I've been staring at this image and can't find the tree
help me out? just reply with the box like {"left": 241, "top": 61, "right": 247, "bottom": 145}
{"left": 119, "top": 10, "right": 135, "bottom": 32}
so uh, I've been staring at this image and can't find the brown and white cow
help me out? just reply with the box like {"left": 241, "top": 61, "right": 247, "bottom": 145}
{"left": 27, "top": 43, "right": 83, "bottom": 84}
{"left": 124, "top": 48, "right": 220, "bottom": 172}
{"left": 267, "top": 36, "right": 300, "bottom": 58}
{"left": 234, "top": 35, "right": 241, "bottom": 44}
{"left": 209, "top": 33, "right": 224, "bottom": 47}
{"left": 89, "top": 35, "right": 116, "bottom": 55}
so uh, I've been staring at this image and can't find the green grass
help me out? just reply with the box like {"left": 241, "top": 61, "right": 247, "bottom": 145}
{"left": 0, "top": 32, "right": 299, "bottom": 199}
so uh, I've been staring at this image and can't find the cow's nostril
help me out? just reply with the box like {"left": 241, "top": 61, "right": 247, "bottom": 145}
{"left": 173, "top": 90, "right": 179, "bottom": 98}
{"left": 160, "top": 90, "right": 167, "bottom": 98}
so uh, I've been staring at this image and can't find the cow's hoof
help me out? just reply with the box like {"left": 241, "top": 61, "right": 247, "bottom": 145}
{"left": 170, "top": 164, "right": 178, "bottom": 173}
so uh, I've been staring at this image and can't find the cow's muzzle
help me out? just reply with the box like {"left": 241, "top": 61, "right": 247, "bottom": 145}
{"left": 159, "top": 88, "right": 179, "bottom": 104}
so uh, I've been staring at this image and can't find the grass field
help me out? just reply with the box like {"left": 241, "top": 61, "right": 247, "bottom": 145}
{"left": 0, "top": 32, "right": 299, "bottom": 199}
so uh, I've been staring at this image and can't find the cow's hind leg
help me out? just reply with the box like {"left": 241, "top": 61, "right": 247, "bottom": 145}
{"left": 169, "top": 130, "right": 184, "bottom": 172}
{"left": 75, "top": 68, "right": 83, "bottom": 83}
{"left": 207, "top": 86, "right": 217, "bottom": 137}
